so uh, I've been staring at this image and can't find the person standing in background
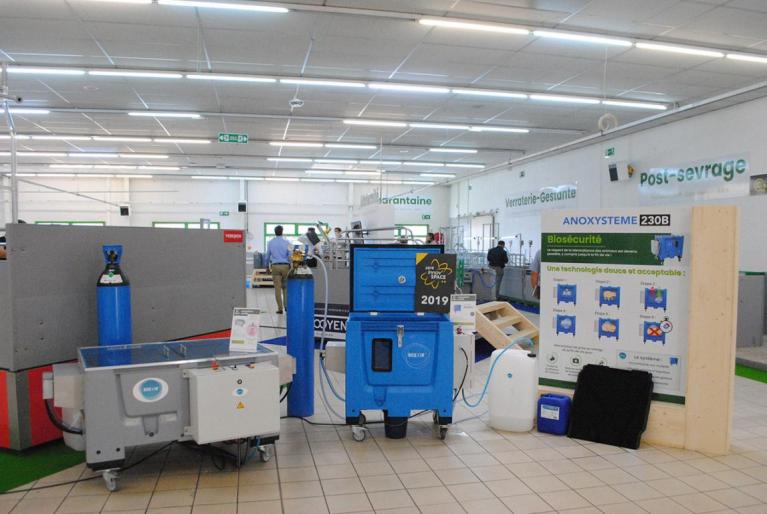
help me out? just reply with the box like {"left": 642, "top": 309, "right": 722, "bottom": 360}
{"left": 265, "top": 225, "right": 291, "bottom": 314}
{"left": 487, "top": 240, "right": 509, "bottom": 298}
{"left": 530, "top": 249, "right": 541, "bottom": 299}
{"left": 425, "top": 232, "right": 435, "bottom": 244}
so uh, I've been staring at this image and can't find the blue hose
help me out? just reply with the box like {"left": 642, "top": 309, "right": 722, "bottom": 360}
{"left": 462, "top": 337, "right": 534, "bottom": 408}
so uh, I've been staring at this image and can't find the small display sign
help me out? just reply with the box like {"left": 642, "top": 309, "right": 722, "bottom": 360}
{"left": 415, "top": 253, "right": 457, "bottom": 313}
{"left": 229, "top": 307, "right": 261, "bottom": 352}
{"left": 218, "top": 133, "right": 249, "bottom": 144}
{"left": 450, "top": 294, "right": 477, "bottom": 334}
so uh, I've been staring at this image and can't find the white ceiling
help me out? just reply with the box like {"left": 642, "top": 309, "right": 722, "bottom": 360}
{"left": 2, "top": 0, "right": 767, "bottom": 181}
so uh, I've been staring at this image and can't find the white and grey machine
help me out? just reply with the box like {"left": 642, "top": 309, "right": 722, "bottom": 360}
{"left": 44, "top": 339, "right": 290, "bottom": 491}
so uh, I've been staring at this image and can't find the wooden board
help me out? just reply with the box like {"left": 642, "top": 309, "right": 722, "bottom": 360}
{"left": 684, "top": 206, "right": 739, "bottom": 455}
{"left": 476, "top": 301, "right": 539, "bottom": 349}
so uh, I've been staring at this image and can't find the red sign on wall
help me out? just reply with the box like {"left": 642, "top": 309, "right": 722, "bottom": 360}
{"left": 223, "top": 230, "right": 244, "bottom": 243}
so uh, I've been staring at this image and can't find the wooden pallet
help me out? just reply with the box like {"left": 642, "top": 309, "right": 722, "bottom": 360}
{"left": 251, "top": 268, "right": 274, "bottom": 287}
{"left": 476, "top": 301, "right": 538, "bottom": 350}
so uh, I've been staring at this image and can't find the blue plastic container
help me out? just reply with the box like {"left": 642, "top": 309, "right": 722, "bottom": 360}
{"left": 537, "top": 394, "right": 571, "bottom": 435}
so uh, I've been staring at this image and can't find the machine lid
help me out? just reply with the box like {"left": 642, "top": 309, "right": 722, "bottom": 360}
{"left": 79, "top": 338, "right": 274, "bottom": 370}
{"left": 350, "top": 244, "right": 443, "bottom": 312}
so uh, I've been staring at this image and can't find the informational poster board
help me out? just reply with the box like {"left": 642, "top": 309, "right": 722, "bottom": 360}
{"left": 229, "top": 308, "right": 261, "bottom": 352}
{"left": 450, "top": 294, "right": 477, "bottom": 335}
{"left": 539, "top": 208, "right": 691, "bottom": 404}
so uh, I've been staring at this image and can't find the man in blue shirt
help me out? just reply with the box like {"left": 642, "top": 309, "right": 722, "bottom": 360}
{"left": 265, "top": 225, "right": 292, "bottom": 314}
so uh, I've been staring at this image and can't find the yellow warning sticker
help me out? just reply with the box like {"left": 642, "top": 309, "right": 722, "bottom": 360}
{"left": 236, "top": 401, "right": 245, "bottom": 410}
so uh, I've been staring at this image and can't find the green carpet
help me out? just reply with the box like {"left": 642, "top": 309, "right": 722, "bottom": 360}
{"left": 736, "top": 364, "right": 767, "bottom": 384}
{"left": 0, "top": 440, "right": 84, "bottom": 493}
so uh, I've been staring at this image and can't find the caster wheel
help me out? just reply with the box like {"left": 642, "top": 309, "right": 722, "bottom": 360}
{"left": 102, "top": 470, "right": 119, "bottom": 492}
{"left": 433, "top": 411, "right": 439, "bottom": 425}
{"left": 439, "top": 427, "right": 448, "bottom": 440}
{"left": 359, "top": 413, "right": 366, "bottom": 425}
{"left": 352, "top": 425, "right": 367, "bottom": 442}
{"left": 258, "top": 445, "right": 273, "bottom": 462}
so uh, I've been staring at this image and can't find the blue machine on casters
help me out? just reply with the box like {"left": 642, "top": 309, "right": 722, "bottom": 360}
{"left": 345, "top": 244, "right": 454, "bottom": 441}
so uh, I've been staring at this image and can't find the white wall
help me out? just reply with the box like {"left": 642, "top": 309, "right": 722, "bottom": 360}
{"left": 0, "top": 174, "right": 450, "bottom": 253}
{"left": 451, "top": 95, "right": 767, "bottom": 271}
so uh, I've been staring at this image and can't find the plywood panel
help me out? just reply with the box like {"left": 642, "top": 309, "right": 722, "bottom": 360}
{"left": 685, "top": 206, "right": 739, "bottom": 455}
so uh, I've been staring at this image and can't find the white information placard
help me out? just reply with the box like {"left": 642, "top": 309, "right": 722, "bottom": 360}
{"left": 539, "top": 208, "right": 691, "bottom": 404}
{"left": 229, "top": 308, "right": 261, "bottom": 353}
{"left": 450, "top": 294, "right": 477, "bottom": 335}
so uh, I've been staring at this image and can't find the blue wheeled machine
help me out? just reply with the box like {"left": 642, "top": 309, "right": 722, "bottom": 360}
{"left": 643, "top": 321, "right": 666, "bottom": 344}
{"left": 644, "top": 287, "right": 668, "bottom": 311}
{"left": 652, "top": 235, "right": 684, "bottom": 263}
{"left": 556, "top": 284, "right": 577, "bottom": 305}
{"left": 599, "top": 286, "right": 621, "bottom": 308}
{"left": 345, "top": 244, "right": 454, "bottom": 441}
{"left": 598, "top": 318, "right": 620, "bottom": 340}
{"left": 555, "top": 314, "right": 576, "bottom": 336}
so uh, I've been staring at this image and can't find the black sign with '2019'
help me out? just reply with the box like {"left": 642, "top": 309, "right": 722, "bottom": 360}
{"left": 415, "top": 253, "right": 457, "bottom": 313}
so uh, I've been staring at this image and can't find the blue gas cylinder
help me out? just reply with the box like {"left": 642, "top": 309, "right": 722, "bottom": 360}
{"left": 537, "top": 394, "right": 571, "bottom": 435}
{"left": 286, "top": 271, "right": 315, "bottom": 417}
{"left": 97, "top": 245, "right": 132, "bottom": 366}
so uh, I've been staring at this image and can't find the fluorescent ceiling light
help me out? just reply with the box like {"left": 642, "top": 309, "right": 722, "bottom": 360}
{"left": 302, "top": 178, "right": 335, "bottom": 183}
{"left": 68, "top": 153, "right": 118, "bottom": 158}
{"left": 124, "top": 175, "right": 154, "bottom": 178}
{"left": 9, "top": 67, "right": 85, "bottom": 76}
{"left": 265, "top": 177, "right": 300, "bottom": 182}
{"left": 325, "top": 143, "right": 377, "bottom": 150}
{"left": 404, "top": 181, "right": 435, "bottom": 185}
{"left": 533, "top": 30, "right": 632, "bottom": 47}
{"left": 118, "top": 153, "right": 169, "bottom": 159}
{"left": 360, "top": 160, "right": 402, "bottom": 166}
{"left": 602, "top": 100, "right": 667, "bottom": 111}
{"left": 186, "top": 73, "right": 276, "bottom": 82}
{"left": 429, "top": 148, "right": 477, "bottom": 154}
{"left": 240, "top": 177, "right": 265, "bottom": 181}
{"left": 445, "top": 163, "right": 485, "bottom": 169}
{"left": 129, "top": 112, "right": 201, "bottom": 119}
{"left": 634, "top": 42, "right": 724, "bottom": 58}
{"left": 93, "top": 165, "right": 137, "bottom": 170}
{"left": 269, "top": 141, "right": 323, "bottom": 148}
{"left": 192, "top": 175, "right": 228, "bottom": 180}
{"left": 451, "top": 88, "right": 527, "bottom": 99}
{"left": 337, "top": 179, "right": 369, "bottom": 183}
{"left": 139, "top": 165, "right": 181, "bottom": 170}
{"left": 402, "top": 161, "right": 444, "bottom": 167}
{"left": 529, "top": 94, "right": 600, "bottom": 105}
{"left": 87, "top": 0, "right": 152, "bottom": 4}
{"left": 93, "top": 136, "right": 152, "bottom": 142}
{"left": 420, "top": 173, "right": 455, "bottom": 178}
{"left": 315, "top": 159, "right": 358, "bottom": 164}
{"left": 89, "top": 70, "right": 182, "bottom": 79}
{"left": 31, "top": 135, "right": 92, "bottom": 141}
{"left": 381, "top": 180, "right": 402, "bottom": 185}
{"left": 153, "top": 138, "right": 210, "bottom": 144}
{"left": 10, "top": 109, "right": 50, "bottom": 115}
{"left": 267, "top": 157, "right": 313, "bottom": 163}
{"left": 37, "top": 173, "right": 75, "bottom": 177}
{"left": 726, "top": 53, "right": 767, "bottom": 64}
{"left": 419, "top": 18, "right": 529, "bottom": 35}
{"left": 18, "top": 151, "right": 67, "bottom": 157}
{"left": 0, "top": 135, "right": 30, "bottom": 139}
{"left": 409, "top": 122, "right": 470, "bottom": 130}
{"left": 368, "top": 83, "right": 450, "bottom": 94}
{"left": 77, "top": 174, "right": 115, "bottom": 178}
{"left": 468, "top": 126, "right": 529, "bottom": 133}
{"left": 13, "top": 173, "right": 38, "bottom": 177}
{"left": 50, "top": 164, "right": 93, "bottom": 169}
{"left": 158, "top": 1, "right": 289, "bottom": 13}
{"left": 305, "top": 170, "right": 343, "bottom": 175}
{"left": 280, "top": 78, "right": 365, "bottom": 88}
{"left": 344, "top": 119, "right": 407, "bottom": 128}
{"left": 345, "top": 171, "right": 380, "bottom": 176}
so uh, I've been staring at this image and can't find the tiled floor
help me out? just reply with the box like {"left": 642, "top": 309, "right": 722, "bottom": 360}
{"left": 3, "top": 288, "right": 767, "bottom": 514}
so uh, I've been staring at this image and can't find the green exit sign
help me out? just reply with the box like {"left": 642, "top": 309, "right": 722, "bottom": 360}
{"left": 219, "top": 211, "right": 230, "bottom": 216}
{"left": 605, "top": 147, "right": 615, "bottom": 157}
{"left": 218, "top": 133, "right": 248, "bottom": 144}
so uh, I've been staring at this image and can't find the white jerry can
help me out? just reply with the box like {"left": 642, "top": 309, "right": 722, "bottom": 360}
{"left": 488, "top": 349, "right": 538, "bottom": 432}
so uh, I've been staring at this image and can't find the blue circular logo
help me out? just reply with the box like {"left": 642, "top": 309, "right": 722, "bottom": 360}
{"left": 403, "top": 343, "right": 431, "bottom": 369}
{"left": 133, "top": 378, "right": 168, "bottom": 403}
{"left": 618, "top": 352, "right": 627, "bottom": 360}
